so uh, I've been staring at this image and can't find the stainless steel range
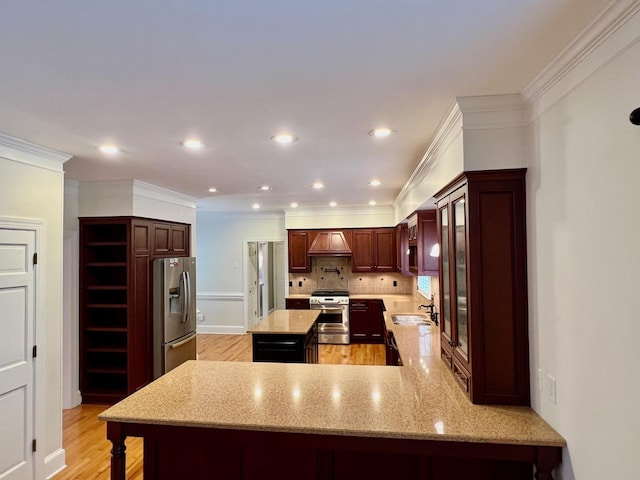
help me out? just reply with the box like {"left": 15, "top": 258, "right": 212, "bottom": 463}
{"left": 309, "top": 289, "right": 349, "bottom": 344}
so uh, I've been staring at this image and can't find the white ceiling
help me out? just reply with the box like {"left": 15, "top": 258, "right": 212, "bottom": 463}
{"left": 0, "top": 0, "right": 610, "bottom": 212}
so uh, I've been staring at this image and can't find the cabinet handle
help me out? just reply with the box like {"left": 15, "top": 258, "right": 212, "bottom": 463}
{"left": 449, "top": 340, "right": 456, "bottom": 347}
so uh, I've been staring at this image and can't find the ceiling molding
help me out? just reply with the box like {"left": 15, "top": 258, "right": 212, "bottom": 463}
{"left": 394, "top": 101, "right": 462, "bottom": 208}
{"left": 132, "top": 180, "right": 197, "bottom": 209}
{"left": 457, "top": 94, "right": 528, "bottom": 130}
{"left": 0, "top": 133, "right": 71, "bottom": 172}
{"left": 197, "top": 210, "right": 285, "bottom": 221}
{"left": 284, "top": 205, "right": 395, "bottom": 218}
{"left": 522, "top": 0, "right": 640, "bottom": 108}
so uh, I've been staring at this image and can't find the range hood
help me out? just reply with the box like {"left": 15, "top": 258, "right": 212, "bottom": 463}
{"left": 307, "top": 231, "right": 352, "bottom": 256}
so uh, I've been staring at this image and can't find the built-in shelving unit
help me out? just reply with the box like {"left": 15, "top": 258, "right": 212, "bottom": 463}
{"left": 79, "top": 216, "right": 191, "bottom": 404}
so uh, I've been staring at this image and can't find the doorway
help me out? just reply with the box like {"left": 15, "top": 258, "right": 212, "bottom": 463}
{"left": 245, "top": 240, "right": 285, "bottom": 330}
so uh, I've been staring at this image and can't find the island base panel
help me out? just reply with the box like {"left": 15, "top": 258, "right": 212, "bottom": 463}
{"left": 108, "top": 422, "right": 558, "bottom": 480}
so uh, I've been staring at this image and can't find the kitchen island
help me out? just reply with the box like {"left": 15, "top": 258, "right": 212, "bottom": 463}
{"left": 100, "top": 297, "right": 565, "bottom": 480}
{"left": 247, "top": 309, "right": 320, "bottom": 363}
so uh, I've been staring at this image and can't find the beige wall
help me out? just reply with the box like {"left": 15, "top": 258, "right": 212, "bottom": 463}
{"left": 0, "top": 149, "right": 68, "bottom": 477}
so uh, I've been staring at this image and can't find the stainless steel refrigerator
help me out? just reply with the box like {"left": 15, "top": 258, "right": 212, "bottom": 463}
{"left": 153, "top": 257, "right": 197, "bottom": 379}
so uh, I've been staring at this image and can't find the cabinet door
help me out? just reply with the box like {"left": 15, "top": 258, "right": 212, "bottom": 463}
{"left": 418, "top": 211, "right": 438, "bottom": 276}
{"left": 395, "top": 224, "right": 410, "bottom": 274}
{"left": 288, "top": 231, "right": 311, "bottom": 273}
{"left": 367, "top": 299, "right": 385, "bottom": 342}
{"left": 451, "top": 190, "right": 469, "bottom": 364}
{"left": 170, "top": 225, "right": 188, "bottom": 255}
{"left": 351, "top": 230, "right": 374, "bottom": 272}
{"left": 438, "top": 202, "right": 453, "bottom": 352}
{"left": 153, "top": 223, "right": 171, "bottom": 255}
{"left": 374, "top": 229, "right": 396, "bottom": 271}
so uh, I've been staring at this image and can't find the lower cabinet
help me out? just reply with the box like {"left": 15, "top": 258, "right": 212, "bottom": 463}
{"left": 252, "top": 324, "right": 318, "bottom": 363}
{"left": 384, "top": 327, "right": 402, "bottom": 366}
{"left": 285, "top": 298, "right": 310, "bottom": 309}
{"left": 349, "top": 299, "right": 385, "bottom": 344}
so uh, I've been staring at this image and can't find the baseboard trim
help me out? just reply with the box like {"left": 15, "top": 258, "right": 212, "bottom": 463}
{"left": 197, "top": 325, "right": 246, "bottom": 335}
{"left": 45, "top": 448, "right": 66, "bottom": 479}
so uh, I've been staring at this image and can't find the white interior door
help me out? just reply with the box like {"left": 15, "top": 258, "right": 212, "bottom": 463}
{"left": 0, "top": 228, "right": 35, "bottom": 480}
{"left": 247, "top": 242, "right": 259, "bottom": 330}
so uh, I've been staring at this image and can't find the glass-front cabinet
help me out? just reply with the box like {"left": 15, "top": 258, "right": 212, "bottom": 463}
{"left": 437, "top": 186, "right": 470, "bottom": 378}
{"left": 435, "top": 170, "right": 530, "bottom": 406}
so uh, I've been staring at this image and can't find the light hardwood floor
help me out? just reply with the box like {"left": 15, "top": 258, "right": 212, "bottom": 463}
{"left": 54, "top": 334, "right": 385, "bottom": 479}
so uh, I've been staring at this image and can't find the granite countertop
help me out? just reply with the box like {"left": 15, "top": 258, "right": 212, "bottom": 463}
{"left": 100, "top": 294, "right": 565, "bottom": 448}
{"left": 247, "top": 309, "right": 319, "bottom": 334}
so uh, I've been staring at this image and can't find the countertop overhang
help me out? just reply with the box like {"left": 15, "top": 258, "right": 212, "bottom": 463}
{"left": 101, "top": 294, "right": 565, "bottom": 449}
{"left": 247, "top": 309, "right": 319, "bottom": 335}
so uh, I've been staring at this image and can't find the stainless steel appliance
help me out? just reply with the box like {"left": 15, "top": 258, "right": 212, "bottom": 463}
{"left": 309, "top": 289, "right": 349, "bottom": 344}
{"left": 153, "top": 257, "right": 197, "bottom": 379}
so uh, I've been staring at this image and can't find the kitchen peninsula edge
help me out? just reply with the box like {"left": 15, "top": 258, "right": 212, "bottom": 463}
{"left": 100, "top": 294, "right": 565, "bottom": 480}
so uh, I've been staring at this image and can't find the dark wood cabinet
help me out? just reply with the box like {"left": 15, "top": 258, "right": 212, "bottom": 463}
{"left": 152, "top": 222, "right": 188, "bottom": 256}
{"left": 436, "top": 169, "right": 529, "bottom": 405}
{"left": 79, "top": 216, "right": 191, "bottom": 404}
{"left": 349, "top": 299, "right": 385, "bottom": 343}
{"left": 287, "top": 230, "right": 311, "bottom": 273}
{"left": 351, "top": 228, "right": 396, "bottom": 272}
{"left": 395, "top": 224, "right": 411, "bottom": 275}
{"left": 252, "top": 323, "right": 318, "bottom": 363}
{"left": 285, "top": 298, "right": 310, "bottom": 309}
{"left": 384, "top": 326, "right": 402, "bottom": 366}
{"left": 417, "top": 210, "right": 438, "bottom": 276}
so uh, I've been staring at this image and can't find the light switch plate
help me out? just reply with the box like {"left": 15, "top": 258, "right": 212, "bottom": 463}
{"left": 545, "top": 375, "right": 557, "bottom": 404}
{"left": 536, "top": 368, "right": 543, "bottom": 392}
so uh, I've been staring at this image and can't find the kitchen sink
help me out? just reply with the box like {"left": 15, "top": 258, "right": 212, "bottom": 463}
{"left": 391, "top": 314, "right": 431, "bottom": 326}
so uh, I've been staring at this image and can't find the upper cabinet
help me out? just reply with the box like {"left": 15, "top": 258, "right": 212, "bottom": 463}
{"left": 406, "top": 210, "right": 438, "bottom": 276}
{"left": 288, "top": 230, "right": 311, "bottom": 273}
{"left": 351, "top": 228, "right": 396, "bottom": 272}
{"left": 417, "top": 211, "right": 438, "bottom": 276}
{"left": 152, "top": 222, "right": 189, "bottom": 256}
{"left": 436, "top": 169, "right": 529, "bottom": 406}
{"left": 395, "top": 224, "right": 411, "bottom": 275}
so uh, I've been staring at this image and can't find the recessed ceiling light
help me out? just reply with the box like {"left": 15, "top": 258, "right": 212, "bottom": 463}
{"left": 290, "top": 202, "right": 298, "bottom": 208}
{"left": 368, "top": 128, "right": 393, "bottom": 138}
{"left": 329, "top": 201, "right": 337, "bottom": 207}
{"left": 99, "top": 144, "right": 119, "bottom": 155}
{"left": 252, "top": 203, "right": 260, "bottom": 209}
{"left": 369, "top": 200, "right": 377, "bottom": 206}
{"left": 182, "top": 138, "right": 204, "bottom": 150}
{"left": 369, "top": 179, "right": 381, "bottom": 186}
{"left": 208, "top": 187, "right": 218, "bottom": 193}
{"left": 271, "top": 133, "right": 297, "bottom": 144}
{"left": 312, "top": 182, "right": 324, "bottom": 189}
{"left": 258, "top": 185, "right": 272, "bottom": 191}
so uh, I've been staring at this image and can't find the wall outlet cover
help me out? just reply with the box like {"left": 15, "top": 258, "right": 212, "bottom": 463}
{"left": 536, "top": 368, "right": 543, "bottom": 392}
{"left": 545, "top": 374, "right": 557, "bottom": 404}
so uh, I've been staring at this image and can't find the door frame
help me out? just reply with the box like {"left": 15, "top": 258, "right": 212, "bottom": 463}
{"left": 242, "top": 236, "right": 284, "bottom": 332}
{"left": 0, "top": 217, "right": 46, "bottom": 479}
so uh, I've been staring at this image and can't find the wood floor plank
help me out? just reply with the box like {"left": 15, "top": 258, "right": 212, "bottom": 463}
{"left": 54, "top": 334, "right": 386, "bottom": 479}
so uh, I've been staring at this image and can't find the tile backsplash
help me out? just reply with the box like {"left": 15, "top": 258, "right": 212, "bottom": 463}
{"left": 288, "top": 257, "right": 417, "bottom": 295}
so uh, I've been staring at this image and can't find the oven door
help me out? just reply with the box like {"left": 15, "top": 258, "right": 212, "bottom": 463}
{"left": 311, "top": 305, "right": 344, "bottom": 324}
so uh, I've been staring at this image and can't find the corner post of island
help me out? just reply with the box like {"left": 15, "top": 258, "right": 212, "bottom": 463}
{"left": 106, "top": 422, "right": 127, "bottom": 480}
{"left": 534, "top": 446, "right": 562, "bottom": 480}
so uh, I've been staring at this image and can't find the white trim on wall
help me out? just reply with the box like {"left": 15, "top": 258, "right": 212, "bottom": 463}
{"left": 44, "top": 448, "right": 66, "bottom": 479}
{"left": 197, "top": 292, "right": 244, "bottom": 300}
{"left": 523, "top": 0, "right": 640, "bottom": 119}
{"left": 0, "top": 134, "right": 71, "bottom": 172}
{"left": 197, "top": 325, "right": 246, "bottom": 335}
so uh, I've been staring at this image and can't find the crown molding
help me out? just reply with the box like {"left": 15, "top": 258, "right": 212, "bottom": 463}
{"left": 197, "top": 210, "right": 285, "bottom": 221}
{"left": 394, "top": 101, "right": 462, "bottom": 208}
{"left": 0, "top": 133, "right": 71, "bottom": 172}
{"left": 523, "top": 0, "right": 640, "bottom": 115}
{"left": 457, "top": 94, "right": 528, "bottom": 130}
{"left": 132, "top": 180, "right": 197, "bottom": 209}
{"left": 284, "top": 205, "right": 395, "bottom": 218}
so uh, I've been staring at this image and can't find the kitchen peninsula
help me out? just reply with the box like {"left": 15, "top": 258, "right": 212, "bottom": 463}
{"left": 247, "top": 309, "right": 319, "bottom": 363}
{"left": 100, "top": 296, "right": 565, "bottom": 480}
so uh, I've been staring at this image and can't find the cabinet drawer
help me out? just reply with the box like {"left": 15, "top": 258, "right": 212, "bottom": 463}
{"left": 441, "top": 347, "right": 453, "bottom": 368}
{"left": 285, "top": 298, "right": 310, "bottom": 309}
{"left": 452, "top": 359, "right": 471, "bottom": 393}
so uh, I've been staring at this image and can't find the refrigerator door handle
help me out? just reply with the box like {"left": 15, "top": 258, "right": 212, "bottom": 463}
{"left": 170, "top": 333, "right": 196, "bottom": 349}
{"left": 181, "top": 271, "right": 189, "bottom": 324}
{"left": 185, "top": 271, "right": 192, "bottom": 324}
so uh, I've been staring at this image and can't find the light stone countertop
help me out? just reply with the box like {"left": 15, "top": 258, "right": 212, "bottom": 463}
{"left": 247, "top": 309, "right": 319, "bottom": 334}
{"left": 100, "top": 293, "right": 566, "bottom": 448}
